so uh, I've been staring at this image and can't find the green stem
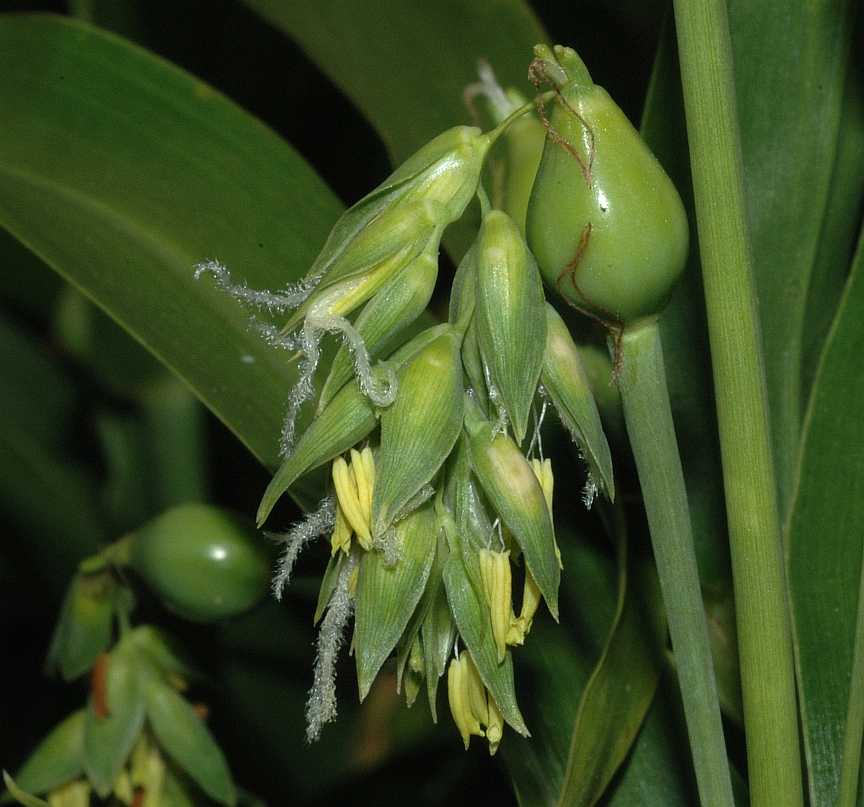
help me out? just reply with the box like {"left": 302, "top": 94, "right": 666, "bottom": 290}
{"left": 617, "top": 321, "right": 733, "bottom": 807}
{"left": 672, "top": 2, "right": 804, "bottom": 805}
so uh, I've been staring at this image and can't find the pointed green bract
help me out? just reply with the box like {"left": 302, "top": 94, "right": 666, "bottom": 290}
{"left": 13, "top": 711, "right": 85, "bottom": 796}
{"left": 464, "top": 397, "right": 560, "bottom": 620}
{"left": 475, "top": 210, "right": 546, "bottom": 443}
{"left": 258, "top": 323, "right": 452, "bottom": 525}
{"left": 46, "top": 572, "right": 114, "bottom": 681}
{"left": 354, "top": 505, "right": 438, "bottom": 701}
{"left": 2, "top": 773, "right": 49, "bottom": 807}
{"left": 442, "top": 550, "right": 528, "bottom": 737}
{"left": 448, "top": 243, "right": 478, "bottom": 328}
{"left": 372, "top": 329, "right": 465, "bottom": 536}
{"left": 541, "top": 303, "right": 614, "bottom": 499}
{"left": 461, "top": 317, "right": 489, "bottom": 412}
{"left": 314, "top": 553, "right": 344, "bottom": 625}
{"left": 422, "top": 552, "right": 457, "bottom": 722}
{"left": 318, "top": 250, "right": 438, "bottom": 410}
{"left": 82, "top": 641, "right": 146, "bottom": 796}
{"left": 145, "top": 679, "right": 236, "bottom": 806}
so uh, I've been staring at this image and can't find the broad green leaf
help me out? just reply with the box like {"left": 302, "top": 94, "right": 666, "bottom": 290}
{"left": 145, "top": 679, "right": 236, "bottom": 806}
{"left": 354, "top": 504, "right": 438, "bottom": 700}
{"left": 241, "top": 0, "right": 546, "bottom": 256}
{"left": 13, "top": 711, "right": 85, "bottom": 796}
{"left": 0, "top": 15, "right": 343, "bottom": 479}
{"left": 475, "top": 210, "right": 546, "bottom": 444}
{"left": 464, "top": 399, "right": 559, "bottom": 619}
{"left": 46, "top": 572, "right": 114, "bottom": 681}
{"left": 241, "top": 0, "right": 545, "bottom": 162}
{"left": 2, "top": 774, "right": 49, "bottom": 807}
{"left": 541, "top": 304, "right": 614, "bottom": 500}
{"left": 372, "top": 329, "right": 464, "bottom": 535}
{"left": 82, "top": 643, "right": 146, "bottom": 796}
{"left": 788, "top": 229, "right": 864, "bottom": 806}
{"left": 728, "top": 0, "right": 857, "bottom": 512}
{"left": 442, "top": 551, "right": 528, "bottom": 737}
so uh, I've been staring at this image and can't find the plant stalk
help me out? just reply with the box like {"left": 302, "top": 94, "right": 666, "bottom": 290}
{"left": 672, "top": 2, "right": 804, "bottom": 806}
{"left": 617, "top": 321, "right": 733, "bottom": 807}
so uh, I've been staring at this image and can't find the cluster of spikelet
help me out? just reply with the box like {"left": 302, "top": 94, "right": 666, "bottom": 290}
{"left": 196, "top": 46, "right": 617, "bottom": 753}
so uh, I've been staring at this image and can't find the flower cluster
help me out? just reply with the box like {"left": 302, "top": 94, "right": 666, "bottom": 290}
{"left": 196, "top": 47, "right": 619, "bottom": 753}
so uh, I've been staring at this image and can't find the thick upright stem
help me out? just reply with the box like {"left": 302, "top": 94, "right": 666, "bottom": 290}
{"left": 617, "top": 321, "right": 733, "bottom": 807}
{"left": 672, "top": 2, "right": 803, "bottom": 805}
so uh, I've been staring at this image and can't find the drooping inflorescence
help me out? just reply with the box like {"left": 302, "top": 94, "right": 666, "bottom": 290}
{"left": 189, "top": 41, "right": 690, "bottom": 754}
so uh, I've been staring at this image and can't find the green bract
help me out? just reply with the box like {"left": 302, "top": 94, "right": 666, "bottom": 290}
{"left": 475, "top": 209, "right": 547, "bottom": 444}
{"left": 128, "top": 504, "right": 269, "bottom": 622}
{"left": 527, "top": 45, "right": 689, "bottom": 325}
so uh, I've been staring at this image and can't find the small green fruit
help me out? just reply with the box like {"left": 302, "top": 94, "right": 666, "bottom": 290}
{"left": 527, "top": 45, "right": 688, "bottom": 325}
{"left": 129, "top": 504, "right": 269, "bottom": 622}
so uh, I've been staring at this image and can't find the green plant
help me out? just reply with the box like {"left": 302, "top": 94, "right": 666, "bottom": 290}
{"left": 0, "top": 2, "right": 861, "bottom": 806}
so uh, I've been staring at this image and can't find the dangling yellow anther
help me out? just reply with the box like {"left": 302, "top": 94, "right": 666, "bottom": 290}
{"left": 531, "top": 457, "right": 561, "bottom": 569}
{"left": 448, "top": 651, "right": 485, "bottom": 749}
{"left": 330, "top": 503, "right": 353, "bottom": 556}
{"left": 463, "top": 650, "right": 489, "bottom": 727}
{"left": 486, "top": 694, "right": 504, "bottom": 756}
{"left": 508, "top": 459, "right": 559, "bottom": 644}
{"left": 332, "top": 455, "right": 372, "bottom": 548}
{"left": 357, "top": 446, "right": 376, "bottom": 519}
{"left": 479, "top": 548, "right": 514, "bottom": 662}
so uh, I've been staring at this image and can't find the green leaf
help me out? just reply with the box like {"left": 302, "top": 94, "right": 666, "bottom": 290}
{"left": 82, "top": 642, "right": 146, "bottom": 796}
{"left": 372, "top": 329, "right": 464, "bottom": 535}
{"left": 475, "top": 210, "right": 546, "bottom": 444}
{"left": 241, "top": 0, "right": 545, "bottom": 163}
{"left": 2, "top": 773, "right": 49, "bottom": 807}
{"left": 557, "top": 520, "right": 665, "bottom": 807}
{"left": 145, "top": 679, "right": 236, "bottom": 806}
{"left": 0, "top": 15, "right": 343, "bottom": 477}
{"left": 241, "top": 0, "right": 546, "bottom": 257}
{"left": 13, "top": 711, "right": 85, "bottom": 796}
{"left": 442, "top": 550, "right": 528, "bottom": 738}
{"left": 788, "top": 228, "right": 864, "bottom": 806}
{"left": 463, "top": 398, "right": 560, "bottom": 619}
{"left": 354, "top": 504, "right": 438, "bottom": 700}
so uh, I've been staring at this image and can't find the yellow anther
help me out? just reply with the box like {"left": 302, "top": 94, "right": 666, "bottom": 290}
{"left": 463, "top": 650, "right": 489, "bottom": 727}
{"left": 49, "top": 780, "right": 91, "bottom": 807}
{"left": 332, "top": 456, "right": 372, "bottom": 547}
{"left": 486, "top": 695, "right": 504, "bottom": 756}
{"left": 350, "top": 446, "right": 376, "bottom": 530}
{"left": 330, "top": 503, "right": 353, "bottom": 556}
{"left": 479, "top": 548, "right": 515, "bottom": 661}
{"left": 448, "top": 651, "right": 485, "bottom": 749}
{"left": 531, "top": 457, "right": 562, "bottom": 569}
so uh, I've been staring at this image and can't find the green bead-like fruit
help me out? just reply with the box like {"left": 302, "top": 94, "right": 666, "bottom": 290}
{"left": 527, "top": 46, "right": 688, "bottom": 325}
{"left": 129, "top": 504, "right": 269, "bottom": 622}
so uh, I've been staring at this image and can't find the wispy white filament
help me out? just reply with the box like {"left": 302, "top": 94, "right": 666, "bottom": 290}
{"left": 306, "top": 551, "right": 358, "bottom": 743}
{"left": 268, "top": 496, "right": 336, "bottom": 600}
{"left": 194, "top": 259, "right": 320, "bottom": 312}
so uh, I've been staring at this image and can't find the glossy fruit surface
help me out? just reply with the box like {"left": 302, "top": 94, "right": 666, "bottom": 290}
{"left": 129, "top": 504, "right": 269, "bottom": 622}
{"left": 527, "top": 56, "right": 688, "bottom": 325}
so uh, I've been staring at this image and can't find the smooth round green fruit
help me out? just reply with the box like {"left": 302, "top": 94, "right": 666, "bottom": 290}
{"left": 527, "top": 50, "right": 688, "bottom": 325}
{"left": 128, "top": 504, "right": 269, "bottom": 622}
